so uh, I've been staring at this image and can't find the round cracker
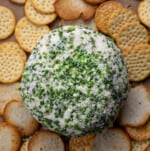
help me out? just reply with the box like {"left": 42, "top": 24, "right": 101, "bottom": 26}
{"left": 15, "top": 17, "right": 50, "bottom": 53}
{"left": 0, "top": 122, "right": 21, "bottom": 151}
{"left": 93, "top": 128, "right": 131, "bottom": 151}
{"left": 95, "top": 0, "right": 123, "bottom": 34}
{"left": 25, "top": 0, "right": 57, "bottom": 25}
{"left": 123, "top": 44, "right": 150, "bottom": 82}
{"left": 28, "top": 130, "right": 65, "bottom": 151}
{"left": 132, "top": 140, "right": 150, "bottom": 151}
{"left": 126, "top": 120, "right": 150, "bottom": 141}
{"left": 138, "top": 0, "right": 150, "bottom": 28}
{"left": 0, "top": 50, "right": 24, "bottom": 83}
{"left": 0, "top": 6, "right": 16, "bottom": 40}
{"left": 69, "top": 134, "right": 95, "bottom": 151}
{"left": 31, "top": 0, "right": 56, "bottom": 13}
{"left": 4, "top": 100, "right": 39, "bottom": 137}
{"left": 0, "top": 41, "right": 27, "bottom": 62}
{"left": 108, "top": 8, "right": 139, "bottom": 38}
{"left": 116, "top": 22, "right": 149, "bottom": 51}
{"left": 118, "top": 85, "right": 150, "bottom": 127}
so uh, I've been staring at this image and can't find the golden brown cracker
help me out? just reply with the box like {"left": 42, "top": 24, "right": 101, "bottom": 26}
{"left": 138, "top": 0, "right": 150, "bottom": 28}
{"left": 116, "top": 23, "right": 149, "bottom": 51}
{"left": 0, "top": 41, "right": 27, "bottom": 62}
{"left": 0, "top": 6, "right": 16, "bottom": 40}
{"left": 95, "top": 0, "right": 123, "bottom": 34}
{"left": 25, "top": 0, "right": 57, "bottom": 25}
{"left": 31, "top": 0, "right": 56, "bottom": 13}
{"left": 15, "top": 17, "right": 50, "bottom": 53}
{"left": 0, "top": 50, "right": 24, "bottom": 83}
{"left": 108, "top": 8, "right": 139, "bottom": 38}
{"left": 126, "top": 120, "right": 150, "bottom": 141}
{"left": 123, "top": 45, "right": 150, "bottom": 82}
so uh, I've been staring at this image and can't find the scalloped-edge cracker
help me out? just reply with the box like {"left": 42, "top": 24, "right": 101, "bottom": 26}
{"left": 15, "top": 17, "right": 50, "bottom": 53}
{"left": 54, "top": 0, "right": 96, "bottom": 20}
{"left": 25, "top": 0, "right": 57, "bottom": 25}
{"left": 0, "top": 6, "right": 16, "bottom": 40}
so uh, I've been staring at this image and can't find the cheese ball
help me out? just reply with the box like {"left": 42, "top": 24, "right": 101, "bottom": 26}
{"left": 21, "top": 26, "right": 129, "bottom": 137}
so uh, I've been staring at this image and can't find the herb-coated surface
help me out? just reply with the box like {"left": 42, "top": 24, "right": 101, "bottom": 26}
{"left": 21, "top": 26, "right": 129, "bottom": 136}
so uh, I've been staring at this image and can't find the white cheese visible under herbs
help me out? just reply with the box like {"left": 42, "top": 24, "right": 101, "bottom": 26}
{"left": 21, "top": 26, "right": 129, "bottom": 137}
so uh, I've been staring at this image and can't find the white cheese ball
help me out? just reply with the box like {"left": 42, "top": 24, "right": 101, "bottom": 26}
{"left": 21, "top": 26, "right": 129, "bottom": 137}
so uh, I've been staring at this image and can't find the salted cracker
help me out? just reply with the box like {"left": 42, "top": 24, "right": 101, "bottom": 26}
{"left": 116, "top": 22, "right": 149, "bottom": 51}
{"left": 138, "top": 0, "right": 150, "bottom": 28}
{"left": 0, "top": 50, "right": 24, "bottom": 84}
{"left": 15, "top": 17, "right": 50, "bottom": 53}
{"left": 0, "top": 41, "right": 27, "bottom": 62}
{"left": 25, "top": 0, "right": 57, "bottom": 25}
{"left": 31, "top": 0, "right": 56, "bottom": 13}
{"left": 108, "top": 8, "right": 139, "bottom": 38}
{"left": 0, "top": 6, "right": 16, "bottom": 40}
{"left": 4, "top": 100, "right": 39, "bottom": 137}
